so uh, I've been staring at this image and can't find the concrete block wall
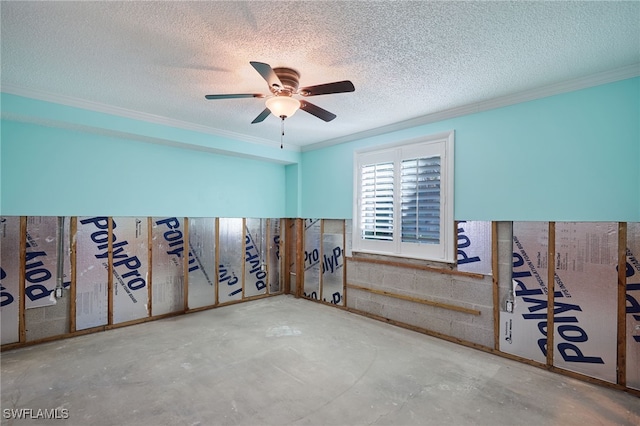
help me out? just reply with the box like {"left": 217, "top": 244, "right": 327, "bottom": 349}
{"left": 346, "top": 222, "right": 514, "bottom": 349}
{"left": 25, "top": 293, "right": 71, "bottom": 341}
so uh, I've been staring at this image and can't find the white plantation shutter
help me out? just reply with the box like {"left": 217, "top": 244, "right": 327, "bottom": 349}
{"left": 361, "top": 162, "right": 394, "bottom": 241}
{"left": 353, "top": 131, "right": 454, "bottom": 262}
{"left": 401, "top": 157, "right": 441, "bottom": 244}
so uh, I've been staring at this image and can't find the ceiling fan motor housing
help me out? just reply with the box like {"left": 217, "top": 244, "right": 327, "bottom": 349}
{"left": 272, "top": 67, "right": 300, "bottom": 95}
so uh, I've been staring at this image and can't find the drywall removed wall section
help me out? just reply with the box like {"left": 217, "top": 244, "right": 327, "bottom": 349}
{"left": 152, "top": 217, "right": 185, "bottom": 315}
{"left": 299, "top": 219, "right": 345, "bottom": 305}
{"left": 245, "top": 219, "right": 268, "bottom": 298}
{"left": 76, "top": 217, "right": 109, "bottom": 330}
{"left": 627, "top": 222, "right": 640, "bottom": 390}
{"left": 268, "top": 219, "right": 282, "bottom": 294}
{"left": 187, "top": 217, "right": 217, "bottom": 309}
{"left": 322, "top": 219, "right": 345, "bottom": 306}
{"left": 457, "top": 221, "right": 492, "bottom": 275}
{"left": 303, "top": 219, "right": 321, "bottom": 299}
{"left": 111, "top": 217, "right": 149, "bottom": 323}
{"left": 553, "top": 222, "right": 618, "bottom": 383}
{"left": 346, "top": 221, "right": 495, "bottom": 348}
{"left": 24, "top": 217, "right": 71, "bottom": 341}
{"left": 1, "top": 216, "right": 284, "bottom": 349}
{"left": 502, "top": 222, "right": 619, "bottom": 383}
{"left": 25, "top": 216, "right": 70, "bottom": 309}
{"left": 1, "top": 216, "right": 20, "bottom": 344}
{"left": 500, "top": 222, "right": 549, "bottom": 364}
{"left": 218, "top": 218, "right": 243, "bottom": 303}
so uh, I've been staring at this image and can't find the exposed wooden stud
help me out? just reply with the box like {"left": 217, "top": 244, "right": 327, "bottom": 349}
{"left": 183, "top": 217, "right": 190, "bottom": 312}
{"left": 454, "top": 220, "right": 459, "bottom": 265}
{"left": 70, "top": 217, "right": 77, "bottom": 333}
{"left": 279, "top": 218, "right": 285, "bottom": 294}
{"left": 283, "top": 219, "right": 294, "bottom": 294}
{"left": 107, "top": 217, "right": 114, "bottom": 325}
{"left": 215, "top": 218, "right": 220, "bottom": 306}
{"left": 342, "top": 219, "right": 347, "bottom": 307}
{"left": 492, "top": 221, "right": 500, "bottom": 350}
{"left": 547, "top": 222, "right": 556, "bottom": 368}
{"left": 346, "top": 256, "right": 485, "bottom": 279}
{"left": 147, "top": 217, "right": 153, "bottom": 317}
{"left": 241, "top": 218, "right": 246, "bottom": 300}
{"left": 266, "top": 219, "right": 271, "bottom": 295}
{"left": 295, "top": 219, "right": 304, "bottom": 298}
{"left": 347, "top": 283, "right": 482, "bottom": 315}
{"left": 18, "top": 216, "right": 27, "bottom": 343}
{"left": 617, "top": 222, "right": 627, "bottom": 386}
{"left": 319, "top": 219, "right": 325, "bottom": 302}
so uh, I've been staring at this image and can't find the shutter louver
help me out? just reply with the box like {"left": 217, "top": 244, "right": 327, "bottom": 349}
{"left": 361, "top": 162, "right": 394, "bottom": 241}
{"left": 401, "top": 156, "right": 441, "bottom": 244}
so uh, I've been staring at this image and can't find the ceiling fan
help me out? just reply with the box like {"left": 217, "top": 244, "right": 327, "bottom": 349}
{"left": 205, "top": 61, "right": 355, "bottom": 124}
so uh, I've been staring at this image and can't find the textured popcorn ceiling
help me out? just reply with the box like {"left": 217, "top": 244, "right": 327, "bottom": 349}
{"left": 1, "top": 1, "right": 639, "bottom": 150}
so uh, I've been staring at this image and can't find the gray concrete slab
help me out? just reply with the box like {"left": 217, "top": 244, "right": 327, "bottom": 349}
{"left": 2, "top": 295, "right": 639, "bottom": 426}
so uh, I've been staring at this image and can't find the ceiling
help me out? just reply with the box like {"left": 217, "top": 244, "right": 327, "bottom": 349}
{"left": 1, "top": 1, "right": 639, "bottom": 151}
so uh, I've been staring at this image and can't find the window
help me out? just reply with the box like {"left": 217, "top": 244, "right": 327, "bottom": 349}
{"left": 353, "top": 131, "right": 454, "bottom": 262}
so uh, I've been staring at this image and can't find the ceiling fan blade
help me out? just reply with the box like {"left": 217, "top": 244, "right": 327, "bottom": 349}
{"left": 299, "top": 80, "right": 355, "bottom": 97}
{"left": 300, "top": 101, "right": 337, "bottom": 122}
{"left": 251, "top": 108, "right": 271, "bottom": 124}
{"left": 205, "top": 93, "right": 265, "bottom": 100}
{"left": 250, "top": 61, "right": 283, "bottom": 90}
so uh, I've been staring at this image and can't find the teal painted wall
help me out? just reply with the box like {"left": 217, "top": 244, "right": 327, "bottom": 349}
{"left": 300, "top": 78, "right": 640, "bottom": 221}
{"left": 1, "top": 93, "right": 300, "bottom": 165}
{"left": 1, "top": 120, "right": 286, "bottom": 217}
{"left": 285, "top": 163, "right": 300, "bottom": 218}
{"left": 2, "top": 78, "right": 638, "bottom": 221}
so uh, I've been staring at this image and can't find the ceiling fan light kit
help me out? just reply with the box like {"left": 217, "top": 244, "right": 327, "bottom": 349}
{"left": 205, "top": 61, "right": 355, "bottom": 147}
{"left": 265, "top": 96, "right": 301, "bottom": 118}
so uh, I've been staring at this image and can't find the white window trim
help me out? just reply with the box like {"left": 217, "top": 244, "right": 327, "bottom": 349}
{"left": 352, "top": 130, "right": 455, "bottom": 263}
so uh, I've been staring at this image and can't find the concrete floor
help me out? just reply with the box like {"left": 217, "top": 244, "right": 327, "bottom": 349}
{"left": 1, "top": 295, "right": 639, "bottom": 426}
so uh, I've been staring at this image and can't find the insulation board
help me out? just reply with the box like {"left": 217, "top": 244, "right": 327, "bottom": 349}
{"left": 111, "top": 217, "right": 149, "bottom": 323}
{"left": 25, "top": 216, "right": 63, "bottom": 309}
{"left": 457, "top": 220, "right": 492, "bottom": 275}
{"left": 152, "top": 217, "right": 185, "bottom": 315}
{"left": 303, "top": 219, "right": 321, "bottom": 299}
{"left": 552, "top": 222, "right": 617, "bottom": 383}
{"left": 322, "top": 232, "right": 344, "bottom": 306}
{"left": 244, "top": 218, "right": 268, "bottom": 298}
{"left": 187, "top": 218, "right": 216, "bottom": 309}
{"left": 627, "top": 222, "right": 640, "bottom": 390}
{"left": 76, "top": 217, "right": 109, "bottom": 330}
{"left": 218, "top": 218, "right": 243, "bottom": 303}
{"left": 1, "top": 216, "right": 21, "bottom": 344}
{"left": 500, "top": 221, "right": 549, "bottom": 364}
{"left": 268, "top": 219, "right": 281, "bottom": 293}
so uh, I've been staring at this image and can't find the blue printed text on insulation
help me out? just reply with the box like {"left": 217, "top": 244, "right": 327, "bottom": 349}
{"left": 245, "top": 230, "right": 267, "bottom": 292}
{"left": 513, "top": 239, "right": 604, "bottom": 365}
{"left": 0, "top": 267, "right": 13, "bottom": 307}
{"left": 624, "top": 248, "right": 640, "bottom": 343}
{"left": 155, "top": 217, "right": 199, "bottom": 272}
{"left": 24, "top": 233, "right": 70, "bottom": 302}
{"left": 80, "top": 217, "right": 146, "bottom": 296}
{"left": 457, "top": 222, "right": 480, "bottom": 266}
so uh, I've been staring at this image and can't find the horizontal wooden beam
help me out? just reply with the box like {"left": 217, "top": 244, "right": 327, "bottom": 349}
{"left": 347, "top": 283, "right": 482, "bottom": 316}
{"left": 346, "top": 256, "right": 485, "bottom": 279}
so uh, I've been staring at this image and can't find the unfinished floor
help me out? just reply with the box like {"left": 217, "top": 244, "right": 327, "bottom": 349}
{"left": 1, "top": 295, "right": 639, "bottom": 426}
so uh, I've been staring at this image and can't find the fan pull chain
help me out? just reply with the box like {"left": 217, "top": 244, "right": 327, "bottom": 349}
{"left": 280, "top": 116, "right": 285, "bottom": 149}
